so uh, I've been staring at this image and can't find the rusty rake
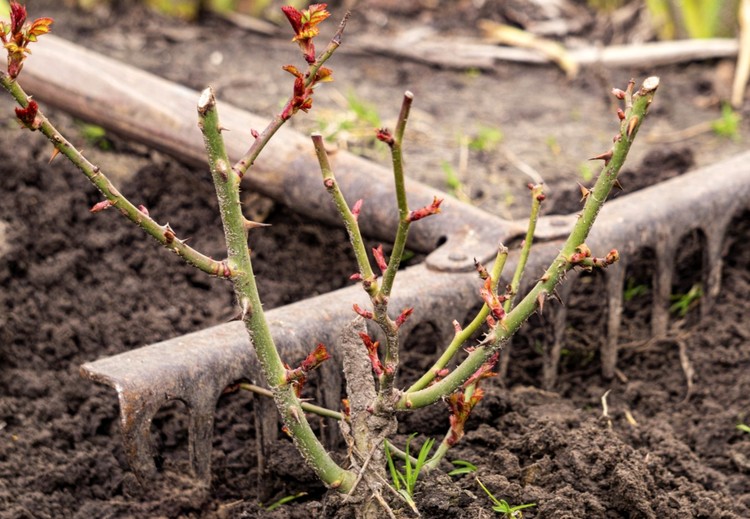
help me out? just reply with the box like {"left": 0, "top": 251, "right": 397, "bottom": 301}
{"left": 21, "top": 35, "right": 750, "bottom": 485}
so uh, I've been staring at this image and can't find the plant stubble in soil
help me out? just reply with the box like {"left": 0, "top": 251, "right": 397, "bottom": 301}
{"left": 2, "top": 3, "right": 750, "bottom": 518}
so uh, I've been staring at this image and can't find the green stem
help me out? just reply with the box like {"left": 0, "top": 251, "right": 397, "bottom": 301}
{"left": 504, "top": 184, "right": 544, "bottom": 313}
{"left": 379, "top": 91, "right": 413, "bottom": 298}
{"left": 0, "top": 74, "right": 227, "bottom": 277}
{"left": 311, "top": 133, "right": 378, "bottom": 296}
{"left": 407, "top": 246, "right": 508, "bottom": 393}
{"left": 198, "top": 89, "right": 354, "bottom": 492}
{"left": 376, "top": 91, "right": 414, "bottom": 398}
{"left": 239, "top": 383, "right": 344, "bottom": 421}
{"left": 399, "top": 77, "right": 660, "bottom": 411}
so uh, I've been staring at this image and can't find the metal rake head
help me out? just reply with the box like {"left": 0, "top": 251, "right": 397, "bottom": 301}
{"left": 80, "top": 151, "right": 750, "bottom": 484}
{"left": 19, "top": 34, "right": 750, "bottom": 485}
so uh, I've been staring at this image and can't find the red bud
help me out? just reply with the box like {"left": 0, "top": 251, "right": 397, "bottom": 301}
{"left": 359, "top": 332, "right": 384, "bottom": 377}
{"left": 353, "top": 304, "right": 374, "bottom": 320}
{"left": 408, "top": 196, "right": 443, "bottom": 222}
{"left": 89, "top": 200, "right": 113, "bottom": 213}
{"left": 376, "top": 128, "right": 394, "bottom": 145}
{"left": 372, "top": 245, "right": 388, "bottom": 273}
{"left": 351, "top": 199, "right": 363, "bottom": 222}
{"left": 15, "top": 99, "right": 39, "bottom": 129}
{"left": 299, "top": 343, "right": 330, "bottom": 372}
{"left": 395, "top": 307, "right": 414, "bottom": 329}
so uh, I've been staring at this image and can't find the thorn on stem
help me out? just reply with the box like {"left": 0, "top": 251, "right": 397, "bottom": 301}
{"left": 243, "top": 218, "right": 271, "bottom": 231}
{"left": 589, "top": 150, "right": 613, "bottom": 165}
{"left": 536, "top": 291, "right": 546, "bottom": 315}
{"left": 577, "top": 182, "right": 590, "bottom": 203}
{"left": 626, "top": 116, "right": 639, "bottom": 139}
{"left": 47, "top": 147, "right": 60, "bottom": 164}
{"left": 240, "top": 297, "right": 252, "bottom": 319}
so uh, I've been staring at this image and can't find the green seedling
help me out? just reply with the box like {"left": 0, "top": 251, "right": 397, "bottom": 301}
{"left": 442, "top": 160, "right": 471, "bottom": 203}
{"left": 76, "top": 121, "right": 112, "bottom": 151}
{"left": 468, "top": 125, "right": 503, "bottom": 153}
{"left": 579, "top": 162, "right": 595, "bottom": 182}
{"left": 545, "top": 135, "right": 561, "bottom": 156}
{"left": 737, "top": 423, "right": 750, "bottom": 434}
{"left": 263, "top": 491, "right": 307, "bottom": 512}
{"left": 346, "top": 89, "right": 381, "bottom": 129}
{"left": 670, "top": 283, "right": 702, "bottom": 317}
{"left": 385, "top": 434, "right": 435, "bottom": 512}
{"left": 624, "top": 278, "right": 649, "bottom": 302}
{"left": 712, "top": 103, "right": 741, "bottom": 141}
{"left": 316, "top": 89, "right": 382, "bottom": 153}
{"left": 448, "top": 459, "right": 478, "bottom": 476}
{"left": 441, "top": 125, "right": 502, "bottom": 203}
{"left": 477, "top": 478, "right": 536, "bottom": 518}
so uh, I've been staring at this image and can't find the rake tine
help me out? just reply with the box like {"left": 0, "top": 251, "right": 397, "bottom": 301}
{"left": 702, "top": 218, "right": 730, "bottom": 318}
{"left": 542, "top": 276, "right": 576, "bottom": 390}
{"left": 602, "top": 260, "right": 627, "bottom": 380}
{"left": 652, "top": 238, "right": 677, "bottom": 337}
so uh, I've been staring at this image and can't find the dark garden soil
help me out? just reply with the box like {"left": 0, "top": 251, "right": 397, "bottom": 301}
{"left": 1, "top": 2, "right": 750, "bottom": 518}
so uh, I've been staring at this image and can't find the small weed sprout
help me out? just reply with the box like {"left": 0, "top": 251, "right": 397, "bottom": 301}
{"left": 263, "top": 492, "right": 307, "bottom": 512}
{"left": 477, "top": 478, "right": 536, "bottom": 518}
{"left": 384, "top": 434, "right": 435, "bottom": 512}
{"left": 737, "top": 423, "right": 750, "bottom": 434}
{"left": 579, "top": 162, "right": 595, "bottom": 182}
{"left": 448, "top": 459, "right": 478, "bottom": 477}
{"left": 316, "top": 88, "right": 382, "bottom": 153}
{"left": 712, "top": 103, "right": 742, "bottom": 141}
{"left": 623, "top": 278, "right": 649, "bottom": 302}
{"left": 442, "top": 125, "right": 503, "bottom": 202}
{"left": 670, "top": 283, "right": 702, "bottom": 317}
